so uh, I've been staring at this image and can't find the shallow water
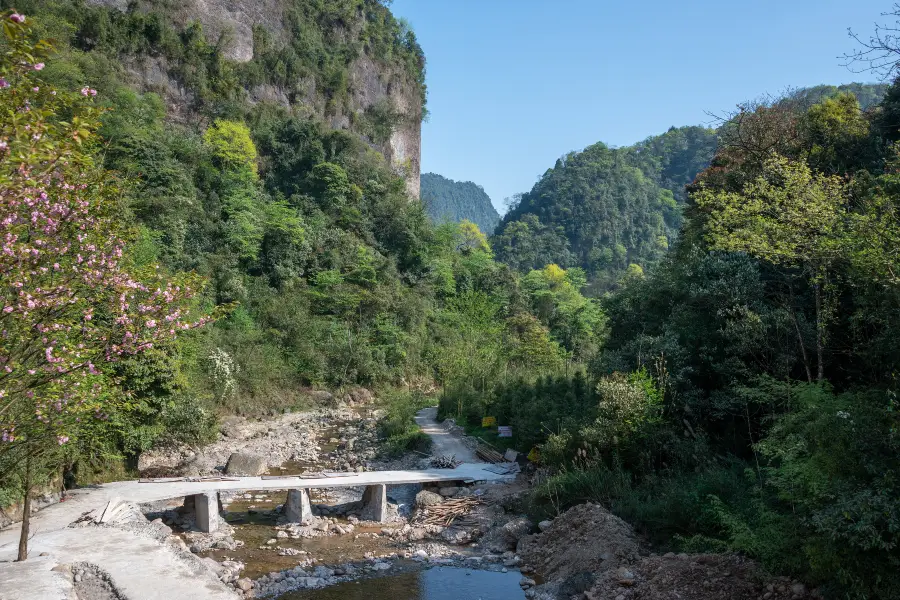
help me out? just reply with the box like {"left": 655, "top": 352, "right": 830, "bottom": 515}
{"left": 280, "top": 567, "right": 527, "bottom": 600}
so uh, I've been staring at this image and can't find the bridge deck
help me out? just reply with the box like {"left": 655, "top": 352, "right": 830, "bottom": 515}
{"left": 106, "top": 463, "right": 510, "bottom": 504}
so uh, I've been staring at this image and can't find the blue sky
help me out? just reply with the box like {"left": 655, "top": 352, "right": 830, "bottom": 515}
{"left": 390, "top": 0, "right": 890, "bottom": 213}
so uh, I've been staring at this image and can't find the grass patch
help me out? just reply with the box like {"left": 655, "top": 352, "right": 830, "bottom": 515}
{"left": 529, "top": 460, "right": 753, "bottom": 549}
{"left": 378, "top": 389, "right": 435, "bottom": 457}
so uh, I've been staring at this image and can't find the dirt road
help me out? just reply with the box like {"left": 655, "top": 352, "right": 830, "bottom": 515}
{"left": 414, "top": 407, "right": 479, "bottom": 463}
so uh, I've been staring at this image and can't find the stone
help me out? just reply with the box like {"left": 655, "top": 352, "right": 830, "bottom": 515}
{"left": 441, "top": 527, "right": 471, "bottom": 545}
{"left": 792, "top": 584, "right": 807, "bottom": 596}
{"left": 415, "top": 490, "right": 444, "bottom": 508}
{"left": 538, "top": 520, "right": 553, "bottom": 532}
{"left": 236, "top": 578, "right": 253, "bottom": 592}
{"left": 438, "top": 486, "right": 460, "bottom": 497}
{"left": 225, "top": 452, "right": 267, "bottom": 476}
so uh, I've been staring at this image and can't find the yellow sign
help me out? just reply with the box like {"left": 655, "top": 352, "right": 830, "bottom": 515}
{"left": 527, "top": 447, "right": 541, "bottom": 463}
{"left": 482, "top": 416, "right": 497, "bottom": 428}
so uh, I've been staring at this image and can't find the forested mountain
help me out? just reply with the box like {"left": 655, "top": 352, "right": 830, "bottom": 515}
{"left": 494, "top": 83, "right": 886, "bottom": 289}
{"left": 787, "top": 82, "right": 888, "bottom": 110}
{"left": 420, "top": 173, "right": 500, "bottom": 234}
{"left": 493, "top": 126, "right": 718, "bottom": 289}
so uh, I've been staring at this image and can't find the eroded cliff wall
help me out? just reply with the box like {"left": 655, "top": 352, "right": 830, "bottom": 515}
{"left": 86, "top": 0, "right": 422, "bottom": 197}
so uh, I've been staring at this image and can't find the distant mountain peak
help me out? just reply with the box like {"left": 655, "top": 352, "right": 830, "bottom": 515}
{"left": 420, "top": 173, "right": 501, "bottom": 234}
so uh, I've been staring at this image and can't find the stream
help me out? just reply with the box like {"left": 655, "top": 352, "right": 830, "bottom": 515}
{"left": 281, "top": 566, "right": 526, "bottom": 600}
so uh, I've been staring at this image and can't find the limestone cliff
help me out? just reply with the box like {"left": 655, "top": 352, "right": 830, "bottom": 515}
{"left": 85, "top": 0, "right": 423, "bottom": 197}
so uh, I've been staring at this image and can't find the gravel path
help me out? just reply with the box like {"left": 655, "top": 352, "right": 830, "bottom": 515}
{"left": 414, "top": 407, "right": 479, "bottom": 463}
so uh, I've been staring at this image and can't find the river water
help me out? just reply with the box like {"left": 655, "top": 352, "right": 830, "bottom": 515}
{"left": 280, "top": 566, "right": 526, "bottom": 600}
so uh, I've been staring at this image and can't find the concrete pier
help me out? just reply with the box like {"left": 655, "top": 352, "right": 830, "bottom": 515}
{"left": 193, "top": 492, "right": 220, "bottom": 533}
{"left": 359, "top": 484, "right": 387, "bottom": 522}
{"left": 285, "top": 488, "right": 313, "bottom": 523}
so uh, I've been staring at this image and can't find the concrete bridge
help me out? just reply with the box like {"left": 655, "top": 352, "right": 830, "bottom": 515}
{"left": 120, "top": 463, "right": 513, "bottom": 531}
{"left": 0, "top": 463, "right": 512, "bottom": 552}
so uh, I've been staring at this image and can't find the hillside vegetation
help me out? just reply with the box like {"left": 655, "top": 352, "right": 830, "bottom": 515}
{"left": 420, "top": 172, "right": 500, "bottom": 234}
{"left": 494, "top": 84, "right": 886, "bottom": 288}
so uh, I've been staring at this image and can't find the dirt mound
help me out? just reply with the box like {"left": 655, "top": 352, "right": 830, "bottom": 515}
{"left": 517, "top": 503, "right": 640, "bottom": 581}
{"left": 585, "top": 553, "right": 815, "bottom": 600}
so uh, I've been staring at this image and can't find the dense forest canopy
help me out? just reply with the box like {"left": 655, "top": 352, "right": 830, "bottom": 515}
{"left": 420, "top": 172, "right": 500, "bottom": 234}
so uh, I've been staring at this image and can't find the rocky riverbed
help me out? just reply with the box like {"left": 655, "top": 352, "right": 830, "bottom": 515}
{"left": 126, "top": 394, "right": 535, "bottom": 599}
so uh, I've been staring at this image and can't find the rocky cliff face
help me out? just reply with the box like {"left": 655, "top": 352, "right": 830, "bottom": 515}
{"left": 86, "top": 0, "right": 422, "bottom": 197}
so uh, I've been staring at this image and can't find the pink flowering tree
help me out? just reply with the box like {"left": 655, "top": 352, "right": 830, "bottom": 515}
{"left": 0, "top": 13, "right": 211, "bottom": 560}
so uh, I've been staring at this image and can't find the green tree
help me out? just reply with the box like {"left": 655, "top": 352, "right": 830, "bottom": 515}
{"left": 0, "top": 14, "right": 208, "bottom": 560}
{"left": 694, "top": 154, "right": 847, "bottom": 382}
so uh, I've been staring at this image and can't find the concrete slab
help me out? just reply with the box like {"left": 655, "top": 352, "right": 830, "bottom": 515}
{"left": 0, "top": 528, "right": 237, "bottom": 600}
{"left": 0, "top": 555, "right": 75, "bottom": 600}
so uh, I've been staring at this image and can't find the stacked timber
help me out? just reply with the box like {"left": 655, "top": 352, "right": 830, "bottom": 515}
{"left": 418, "top": 497, "right": 482, "bottom": 527}
{"left": 475, "top": 445, "right": 504, "bottom": 463}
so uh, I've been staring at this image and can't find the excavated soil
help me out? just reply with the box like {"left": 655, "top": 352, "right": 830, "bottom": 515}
{"left": 585, "top": 553, "right": 815, "bottom": 600}
{"left": 517, "top": 503, "right": 641, "bottom": 581}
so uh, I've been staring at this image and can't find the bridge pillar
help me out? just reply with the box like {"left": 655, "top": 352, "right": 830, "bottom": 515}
{"left": 285, "top": 488, "right": 313, "bottom": 524}
{"left": 360, "top": 484, "right": 387, "bottom": 522}
{"left": 194, "top": 491, "right": 220, "bottom": 533}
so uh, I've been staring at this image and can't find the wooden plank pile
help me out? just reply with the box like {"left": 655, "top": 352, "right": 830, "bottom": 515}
{"left": 418, "top": 496, "right": 482, "bottom": 527}
{"left": 475, "top": 445, "right": 505, "bottom": 463}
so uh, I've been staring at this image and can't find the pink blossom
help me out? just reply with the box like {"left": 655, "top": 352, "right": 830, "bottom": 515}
{"left": 32, "top": 63, "right": 44, "bottom": 71}
{"left": 9, "top": 13, "right": 24, "bottom": 24}
{"left": 0, "top": 78, "right": 8, "bottom": 89}
{"left": 57, "top": 435, "right": 69, "bottom": 445}
{"left": 145, "top": 319, "right": 156, "bottom": 328}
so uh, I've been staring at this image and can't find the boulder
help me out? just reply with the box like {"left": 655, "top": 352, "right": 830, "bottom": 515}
{"left": 225, "top": 452, "right": 267, "bottom": 476}
{"left": 481, "top": 516, "right": 533, "bottom": 552}
{"left": 415, "top": 490, "right": 444, "bottom": 508}
{"left": 309, "top": 390, "right": 334, "bottom": 404}
{"left": 438, "top": 486, "right": 460, "bottom": 497}
{"left": 348, "top": 388, "right": 374, "bottom": 403}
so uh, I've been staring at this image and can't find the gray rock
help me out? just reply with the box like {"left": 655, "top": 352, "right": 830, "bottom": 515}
{"left": 538, "top": 520, "right": 553, "bottom": 532}
{"left": 441, "top": 527, "right": 471, "bottom": 545}
{"left": 438, "top": 486, "right": 460, "bottom": 497}
{"left": 236, "top": 578, "right": 253, "bottom": 592}
{"left": 225, "top": 452, "right": 267, "bottom": 476}
{"left": 415, "top": 490, "right": 444, "bottom": 508}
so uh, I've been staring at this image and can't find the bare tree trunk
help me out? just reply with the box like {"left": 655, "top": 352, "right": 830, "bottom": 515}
{"left": 17, "top": 456, "right": 32, "bottom": 562}
{"left": 814, "top": 283, "right": 824, "bottom": 383}
{"left": 790, "top": 310, "right": 813, "bottom": 384}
